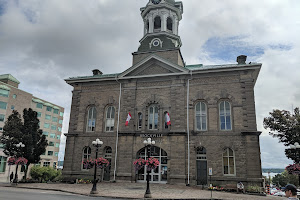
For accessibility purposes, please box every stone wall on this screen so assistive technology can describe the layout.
[63,66,262,186]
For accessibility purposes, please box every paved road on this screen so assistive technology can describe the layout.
[0,187,116,200]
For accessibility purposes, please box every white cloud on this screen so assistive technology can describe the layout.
[1,0,299,168]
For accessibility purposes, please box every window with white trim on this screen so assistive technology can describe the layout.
[195,102,207,131]
[219,101,232,130]
[148,105,158,130]
[82,147,91,170]
[43,161,50,167]
[223,148,235,175]
[87,107,96,132]
[105,106,115,132]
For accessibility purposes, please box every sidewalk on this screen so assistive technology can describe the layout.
[0,182,286,200]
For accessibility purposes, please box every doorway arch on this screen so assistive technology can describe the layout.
[136,146,168,183]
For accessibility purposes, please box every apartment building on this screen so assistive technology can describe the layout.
[0,74,64,182]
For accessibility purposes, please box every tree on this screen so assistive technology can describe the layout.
[264,107,300,186]
[21,108,48,179]
[263,107,300,154]
[0,110,23,157]
[272,170,299,187]
[0,108,48,180]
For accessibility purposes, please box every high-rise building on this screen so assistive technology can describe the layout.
[63,0,262,187]
[0,74,64,182]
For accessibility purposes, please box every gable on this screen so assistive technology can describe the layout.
[119,54,189,78]
[126,60,182,77]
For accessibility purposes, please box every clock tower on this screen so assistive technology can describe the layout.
[132,0,184,66]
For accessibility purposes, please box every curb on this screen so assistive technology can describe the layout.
[0,184,224,200]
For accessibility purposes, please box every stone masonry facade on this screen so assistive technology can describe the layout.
[62,0,262,188]
[63,55,262,186]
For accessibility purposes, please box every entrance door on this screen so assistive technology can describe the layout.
[196,147,207,185]
[103,147,112,181]
[137,146,168,183]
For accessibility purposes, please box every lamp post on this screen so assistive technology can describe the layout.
[90,138,103,194]
[286,142,300,186]
[13,142,25,184]
[143,137,155,198]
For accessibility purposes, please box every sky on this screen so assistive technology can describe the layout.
[0,0,299,168]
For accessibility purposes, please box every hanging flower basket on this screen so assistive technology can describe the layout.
[82,159,95,169]
[8,157,16,165]
[286,163,300,175]
[133,158,146,171]
[15,157,28,165]
[95,157,109,169]
[146,157,159,171]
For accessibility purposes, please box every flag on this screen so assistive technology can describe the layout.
[165,112,171,125]
[125,112,132,126]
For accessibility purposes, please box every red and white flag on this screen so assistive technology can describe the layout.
[125,112,132,126]
[165,112,171,125]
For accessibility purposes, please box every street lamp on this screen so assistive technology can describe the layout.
[13,142,25,184]
[143,137,155,198]
[286,142,300,185]
[90,138,103,194]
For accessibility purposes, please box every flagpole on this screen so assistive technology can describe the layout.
[186,71,192,186]
[114,78,122,181]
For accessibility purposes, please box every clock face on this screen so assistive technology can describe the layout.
[152,0,161,5]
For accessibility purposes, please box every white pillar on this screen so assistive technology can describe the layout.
[174,17,178,35]
[161,12,167,32]
[144,19,147,35]
[149,15,154,33]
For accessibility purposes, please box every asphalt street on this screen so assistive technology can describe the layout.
[0,187,116,200]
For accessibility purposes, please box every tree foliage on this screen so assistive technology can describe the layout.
[0,110,23,157]
[263,107,300,146]
[272,170,299,187]
[0,108,48,179]
[30,166,61,182]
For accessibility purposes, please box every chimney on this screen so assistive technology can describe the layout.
[236,55,247,65]
[92,69,103,76]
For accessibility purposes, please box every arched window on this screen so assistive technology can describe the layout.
[167,17,173,31]
[223,148,235,175]
[148,105,158,130]
[104,147,112,159]
[196,146,207,160]
[105,106,115,132]
[137,146,168,182]
[138,112,143,130]
[82,147,91,170]
[195,102,207,131]
[219,101,231,130]
[86,107,96,132]
[154,16,161,30]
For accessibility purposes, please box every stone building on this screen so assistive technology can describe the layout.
[0,74,64,182]
[63,0,262,187]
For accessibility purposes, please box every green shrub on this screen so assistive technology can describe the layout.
[30,166,61,182]
[246,185,261,193]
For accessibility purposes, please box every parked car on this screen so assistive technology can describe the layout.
[273,190,285,197]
